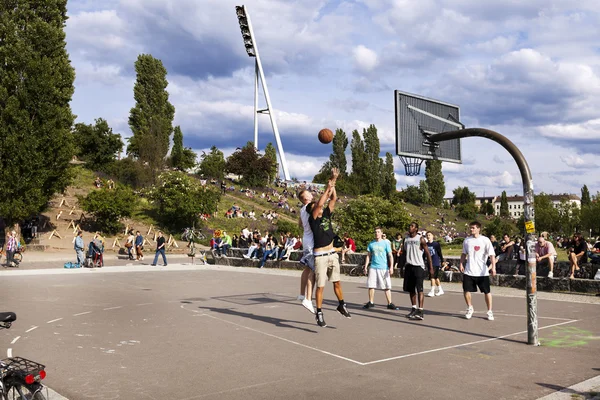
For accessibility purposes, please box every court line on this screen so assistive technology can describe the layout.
[11,336,20,344]
[47,318,63,324]
[202,312,364,365]
[136,303,153,306]
[483,312,572,321]
[25,326,38,333]
[7,348,12,358]
[362,319,578,366]
[103,306,123,311]
[73,311,92,316]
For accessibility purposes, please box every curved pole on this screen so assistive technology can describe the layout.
[430,128,539,346]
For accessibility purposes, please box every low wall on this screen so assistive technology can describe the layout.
[207,248,600,294]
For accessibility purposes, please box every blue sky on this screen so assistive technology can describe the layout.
[65,0,600,197]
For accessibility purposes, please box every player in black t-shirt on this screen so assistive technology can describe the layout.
[307,169,351,327]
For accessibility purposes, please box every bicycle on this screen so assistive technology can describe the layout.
[182,228,205,243]
[348,264,367,277]
[1,312,48,399]
[0,246,24,268]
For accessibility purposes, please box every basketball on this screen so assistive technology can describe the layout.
[318,128,334,144]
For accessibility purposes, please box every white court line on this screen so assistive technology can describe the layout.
[11,336,20,344]
[73,311,92,316]
[362,319,578,366]
[103,306,123,311]
[25,326,38,333]
[202,313,364,365]
[136,303,153,306]
[47,318,63,324]
[7,348,12,358]
[484,312,573,321]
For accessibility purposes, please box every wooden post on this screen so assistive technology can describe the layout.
[69,206,77,215]
[48,230,62,239]
[56,211,63,220]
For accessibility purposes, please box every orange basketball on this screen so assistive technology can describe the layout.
[318,128,334,144]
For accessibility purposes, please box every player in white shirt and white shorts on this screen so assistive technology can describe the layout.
[459,221,497,321]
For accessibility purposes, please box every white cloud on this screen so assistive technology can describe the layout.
[353,45,379,72]
[539,119,600,140]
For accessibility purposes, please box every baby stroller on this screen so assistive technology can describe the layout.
[84,238,104,268]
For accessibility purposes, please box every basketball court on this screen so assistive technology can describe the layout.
[1,265,598,399]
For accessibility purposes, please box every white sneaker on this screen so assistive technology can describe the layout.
[426,288,436,297]
[435,287,444,296]
[548,271,553,278]
[465,307,474,319]
[302,298,316,314]
[242,254,250,259]
[487,310,494,321]
[297,295,305,301]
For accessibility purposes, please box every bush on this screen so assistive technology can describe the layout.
[147,171,221,230]
[103,158,153,188]
[275,219,301,238]
[79,186,136,234]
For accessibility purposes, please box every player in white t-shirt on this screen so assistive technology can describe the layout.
[297,189,316,314]
[459,221,497,321]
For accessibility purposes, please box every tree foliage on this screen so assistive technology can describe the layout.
[73,118,123,171]
[581,185,591,206]
[198,146,226,179]
[331,129,349,176]
[127,54,175,163]
[169,126,196,171]
[349,129,367,193]
[581,192,600,236]
[226,142,275,187]
[0,0,76,226]
[103,158,153,188]
[480,202,495,215]
[363,124,381,195]
[452,186,476,206]
[147,171,221,230]
[533,193,558,233]
[424,160,445,206]
[381,153,396,199]
[500,191,509,218]
[336,196,411,251]
[483,216,517,239]
[399,185,428,206]
[264,142,278,182]
[79,187,136,234]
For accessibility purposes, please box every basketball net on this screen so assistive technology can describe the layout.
[399,156,424,176]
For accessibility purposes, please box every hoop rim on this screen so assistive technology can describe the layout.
[398,156,424,176]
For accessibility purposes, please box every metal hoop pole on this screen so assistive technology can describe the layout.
[429,128,538,345]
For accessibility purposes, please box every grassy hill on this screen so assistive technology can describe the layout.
[56,166,517,253]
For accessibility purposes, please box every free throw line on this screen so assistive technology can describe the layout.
[362,319,578,365]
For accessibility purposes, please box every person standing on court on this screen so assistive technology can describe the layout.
[425,231,445,297]
[403,222,433,321]
[362,227,398,310]
[460,221,496,321]
[151,231,167,266]
[308,174,351,327]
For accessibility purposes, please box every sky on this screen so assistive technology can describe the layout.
[64,0,600,198]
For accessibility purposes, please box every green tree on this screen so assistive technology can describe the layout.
[148,171,221,230]
[581,185,591,206]
[456,203,478,220]
[452,186,476,206]
[581,192,600,235]
[500,191,509,218]
[363,124,381,195]
[556,199,580,234]
[533,193,559,233]
[399,185,428,206]
[381,153,396,199]
[0,0,76,227]
[198,146,226,179]
[264,142,278,182]
[169,126,196,171]
[127,54,175,163]
[331,129,349,176]
[480,202,495,215]
[312,161,333,184]
[424,160,445,206]
[104,158,152,188]
[349,129,367,194]
[73,118,123,171]
[419,180,430,206]
[79,186,136,234]
[336,195,411,251]
[226,142,275,187]
[483,216,517,239]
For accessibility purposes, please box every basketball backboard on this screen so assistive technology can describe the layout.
[394,90,463,164]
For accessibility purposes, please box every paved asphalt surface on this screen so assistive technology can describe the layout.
[0,262,598,400]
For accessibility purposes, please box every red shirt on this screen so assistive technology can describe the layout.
[345,238,356,252]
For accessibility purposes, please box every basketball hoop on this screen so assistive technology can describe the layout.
[399,156,424,176]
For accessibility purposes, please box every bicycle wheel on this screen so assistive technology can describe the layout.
[8,383,46,400]
[13,253,23,263]
[348,267,358,277]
